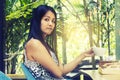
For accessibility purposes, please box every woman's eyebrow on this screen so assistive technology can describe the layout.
[44,16,55,19]
[44,16,50,18]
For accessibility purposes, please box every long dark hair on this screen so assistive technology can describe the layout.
[26,5,58,60]
[27,5,57,42]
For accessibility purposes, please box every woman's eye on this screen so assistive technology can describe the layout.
[45,18,49,21]
[52,20,55,23]
[44,18,55,23]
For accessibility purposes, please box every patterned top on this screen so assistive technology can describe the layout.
[24,50,65,80]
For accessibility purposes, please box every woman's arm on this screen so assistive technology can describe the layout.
[59,49,94,74]
[26,38,94,78]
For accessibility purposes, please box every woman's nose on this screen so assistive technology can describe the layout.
[49,21,53,25]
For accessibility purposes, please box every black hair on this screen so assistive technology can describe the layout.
[27,5,57,42]
[26,5,59,61]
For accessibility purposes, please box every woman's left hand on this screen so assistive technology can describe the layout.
[82,48,95,57]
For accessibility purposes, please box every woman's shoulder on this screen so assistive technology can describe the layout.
[26,38,42,48]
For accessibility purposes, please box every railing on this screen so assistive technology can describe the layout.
[7,74,26,80]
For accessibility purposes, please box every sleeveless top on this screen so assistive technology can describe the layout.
[24,49,65,80]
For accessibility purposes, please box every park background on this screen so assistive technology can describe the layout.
[0,0,120,75]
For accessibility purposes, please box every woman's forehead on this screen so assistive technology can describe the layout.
[43,11,55,19]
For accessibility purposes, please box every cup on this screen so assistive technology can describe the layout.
[93,47,106,56]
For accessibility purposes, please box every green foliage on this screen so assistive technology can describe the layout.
[115,0,120,60]
[5,0,115,74]
[6,1,44,21]
[5,0,45,74]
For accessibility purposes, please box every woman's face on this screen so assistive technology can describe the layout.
[41,11,56,37]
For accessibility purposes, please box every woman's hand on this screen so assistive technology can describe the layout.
[82,48,95,58]
[61,48,95,74]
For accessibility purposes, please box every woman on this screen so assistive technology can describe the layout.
[24,5,94,80]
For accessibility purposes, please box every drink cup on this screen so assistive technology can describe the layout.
[93,47,106,56]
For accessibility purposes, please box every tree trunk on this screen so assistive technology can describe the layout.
[83,0,98,69]
[57,0,67,64]
[0,0,6,72]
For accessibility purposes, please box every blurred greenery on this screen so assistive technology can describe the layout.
[115,0,120,60]
[4,0,116,74]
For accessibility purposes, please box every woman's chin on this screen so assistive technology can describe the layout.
[46,33,52,36]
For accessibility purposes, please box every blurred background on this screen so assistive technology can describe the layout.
[1,0,119,75]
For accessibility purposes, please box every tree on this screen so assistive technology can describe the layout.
[0,0,6,72]
[57,0,67,64]
[5,0,45,74]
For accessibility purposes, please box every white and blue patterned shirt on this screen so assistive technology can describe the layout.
[24,50,65,80]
